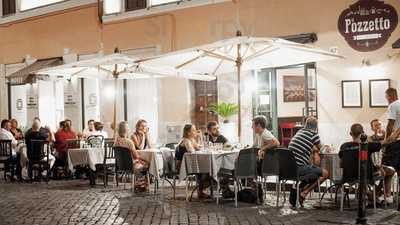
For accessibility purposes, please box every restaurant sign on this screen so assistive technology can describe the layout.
[338,0,398,52]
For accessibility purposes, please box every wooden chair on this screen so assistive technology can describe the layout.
[0,140,13,180]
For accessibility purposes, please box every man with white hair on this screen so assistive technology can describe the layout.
[288,116,329,207]
[25,118,55,180]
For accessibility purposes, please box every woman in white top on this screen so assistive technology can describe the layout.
[131,119,151,150]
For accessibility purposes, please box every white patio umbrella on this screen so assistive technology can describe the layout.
[34,50,216,135]
[137,32,344,140]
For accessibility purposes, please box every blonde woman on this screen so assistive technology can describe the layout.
[131,119,151,150]
[114,121,149,191]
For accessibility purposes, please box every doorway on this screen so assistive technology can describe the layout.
[252,63,317,144]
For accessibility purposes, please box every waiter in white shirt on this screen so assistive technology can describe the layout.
[385,88,400,137]
[382,88,400,204]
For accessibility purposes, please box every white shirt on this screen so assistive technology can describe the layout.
[83,129,98,138]
[388,100,400,130]
[254,129,276,148]
[0,128,18,154]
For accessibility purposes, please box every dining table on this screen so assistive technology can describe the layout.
[137,148,175,179]
[178,149,240,182]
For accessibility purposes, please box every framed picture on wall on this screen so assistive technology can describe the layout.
[283,76,315,102]
[342,80,362,108]
[369,79,390,108]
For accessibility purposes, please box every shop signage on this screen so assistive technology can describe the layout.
[338,0,398,52]
[88,93,97,107]
[26,94,38,109]
[64,86,78,108]
[16,99,23,111]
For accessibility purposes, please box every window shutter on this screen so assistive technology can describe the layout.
[2,0,16,16]
[125,0,146,11]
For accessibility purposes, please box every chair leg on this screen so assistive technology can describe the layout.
[147,174,151,194]
[116,172,119,187]
[373,185,376,212]
[318,179,321,207]
[383,179,387,209]
[340,185,344,212]
[276,178,280,208]
[296,182,300,210]
[131,174,134,192]
[282,181,286,204]
[173,176,176,200]
[185,178,190,202]
[104,166,107,188]
[234,179,238,208]
[216,178,220,205]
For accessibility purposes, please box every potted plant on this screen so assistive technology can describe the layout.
[208,102,239,142]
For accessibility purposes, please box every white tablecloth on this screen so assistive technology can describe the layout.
[137,148,174,179]
[68,148,104,172]
[179,150,240,181]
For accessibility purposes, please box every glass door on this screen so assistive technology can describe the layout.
[304,63,318,118]
[252,69,278,136]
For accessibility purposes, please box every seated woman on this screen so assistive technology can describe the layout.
[175,124,210,199]
[131,119,151,150]
[54,119,77,163]
[114,121,149,191]
[10,119,24,141]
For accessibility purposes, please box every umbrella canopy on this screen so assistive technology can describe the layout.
[35,53,216,81]
[34,52,216,136]
[137,33,344,140]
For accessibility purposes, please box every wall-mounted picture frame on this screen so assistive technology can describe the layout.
[369,79,390,108]
[283,76,315,102]
[342,80,362,108]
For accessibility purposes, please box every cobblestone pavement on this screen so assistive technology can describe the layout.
[0,180,399,225]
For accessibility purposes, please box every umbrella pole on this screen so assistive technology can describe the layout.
[236,43,242,143]
[113,77,117,137]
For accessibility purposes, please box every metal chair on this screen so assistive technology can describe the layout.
[103,139,115,187]
[338,149,384,212]
[234,148,259,208]
[261,148,281,207]
[160,148,178,199]
[0,140,13,180]
[165,143,178,150]
[114,147,150,192]
[28,140,51,183]
[183,152,213,202]
[87,135,105,148]
[276,148,308,209]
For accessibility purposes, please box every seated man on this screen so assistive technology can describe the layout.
[0,119,19,180]
[25,119,56,179]
[288,116,328,207]
[206,121,232,197]
[206,121,228,145]
[339,123,386,205]
[252,115,279,157]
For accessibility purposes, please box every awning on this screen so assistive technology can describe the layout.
[7,57,63,85]
[393,39,400,49]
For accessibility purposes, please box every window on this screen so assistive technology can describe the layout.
[125,0,146,12]
[2,0,16,16]
[20,0,65,11]
[150,0,178,6]
[104,0,122,14]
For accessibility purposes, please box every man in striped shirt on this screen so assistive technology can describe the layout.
[288,117,328,207]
